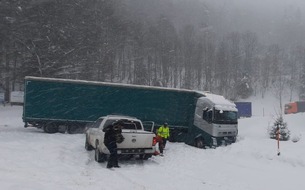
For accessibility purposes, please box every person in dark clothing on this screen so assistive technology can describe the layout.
[103,124,123,168]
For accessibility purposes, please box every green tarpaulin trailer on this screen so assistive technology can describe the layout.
[23,76,238,147]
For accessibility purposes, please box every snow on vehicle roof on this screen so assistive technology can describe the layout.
[25,76,195,93]
[104,115,140,121]
[197,91,237,111]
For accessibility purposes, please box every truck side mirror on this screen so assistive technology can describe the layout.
[202,110,207,120]
[207,110,212,123]
[202,109,212,123]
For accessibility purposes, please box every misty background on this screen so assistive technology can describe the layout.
[1,0,305,103]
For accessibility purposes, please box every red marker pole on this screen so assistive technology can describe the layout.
[276,126,280,156]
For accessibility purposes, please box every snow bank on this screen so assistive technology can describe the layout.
[0,94,305,190]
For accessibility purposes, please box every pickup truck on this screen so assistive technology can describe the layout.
[85,115,157,162]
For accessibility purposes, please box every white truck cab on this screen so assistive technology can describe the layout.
[193,93,238,147]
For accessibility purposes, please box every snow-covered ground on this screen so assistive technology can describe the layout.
[1,94,305,190]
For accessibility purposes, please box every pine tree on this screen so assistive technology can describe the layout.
[268,116,290,141]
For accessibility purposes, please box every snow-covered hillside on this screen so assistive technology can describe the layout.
[0,95,305,190]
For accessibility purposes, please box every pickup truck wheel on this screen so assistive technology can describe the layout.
[95,144,106,163]
[140,154,152,160]
[95,148,102,162]
[85,136,93,151]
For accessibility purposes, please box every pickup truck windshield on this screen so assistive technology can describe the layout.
[214,110,238,124]
[104,119,142,130]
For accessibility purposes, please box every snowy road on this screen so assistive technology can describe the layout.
[1,105,305,190]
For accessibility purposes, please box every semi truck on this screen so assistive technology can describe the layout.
[23,76,238,148]
[284,101,305,114]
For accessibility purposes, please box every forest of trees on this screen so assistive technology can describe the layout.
[1,0,305,102]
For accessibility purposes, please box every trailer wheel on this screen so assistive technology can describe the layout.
[43,123,58,134]
[85,136,93,151]
[195,138,206,149]
[57,124,67,133]
[67,123,85,134]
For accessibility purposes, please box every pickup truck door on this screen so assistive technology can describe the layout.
[142,121,155,132]
[94,121,106,147]
[88,118,104,146]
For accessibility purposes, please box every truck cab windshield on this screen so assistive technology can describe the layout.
[214,110,237,124]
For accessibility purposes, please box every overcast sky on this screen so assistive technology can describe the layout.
[201,0,305,46]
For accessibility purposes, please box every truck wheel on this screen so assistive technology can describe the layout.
[95,143,106,163]
[67,125,78,134]
[67,124,85,134]
[195,138,205,149]
[85,136,93,151]
[43,123,58,133]
[58,125,67,133]
[139,154,152,160]
[95,147,102,162]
